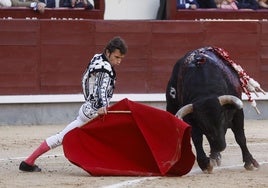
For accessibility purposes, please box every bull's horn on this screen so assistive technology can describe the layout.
[175,104,193,119]
[218,95,243,109]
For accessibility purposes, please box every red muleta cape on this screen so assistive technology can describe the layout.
[63,98,195,176]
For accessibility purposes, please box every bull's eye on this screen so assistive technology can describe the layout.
[170,87,176,99]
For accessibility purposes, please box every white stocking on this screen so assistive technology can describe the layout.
[46,105,94,149]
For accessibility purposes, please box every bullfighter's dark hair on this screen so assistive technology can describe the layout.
[104,36,128,55]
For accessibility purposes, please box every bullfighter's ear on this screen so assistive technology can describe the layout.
[104,49,110,57]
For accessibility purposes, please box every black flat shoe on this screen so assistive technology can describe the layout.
[19,161,41,172]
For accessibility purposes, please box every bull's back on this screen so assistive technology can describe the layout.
[182,53,241,103]
[166,48,242,113]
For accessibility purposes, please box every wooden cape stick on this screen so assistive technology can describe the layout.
[107,111,131,114]
[89,111,131,122]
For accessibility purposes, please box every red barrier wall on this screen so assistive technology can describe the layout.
[0,19,267,95]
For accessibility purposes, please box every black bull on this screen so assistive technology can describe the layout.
[166,46,260,173]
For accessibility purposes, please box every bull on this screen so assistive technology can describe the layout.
[166,46,262,173]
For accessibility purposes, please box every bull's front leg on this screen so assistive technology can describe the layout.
[191,127,211,173]
[232,110,260,170]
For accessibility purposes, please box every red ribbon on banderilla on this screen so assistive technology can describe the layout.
[213,47,266,114]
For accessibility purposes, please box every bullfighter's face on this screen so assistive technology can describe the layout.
[106,49,125,67]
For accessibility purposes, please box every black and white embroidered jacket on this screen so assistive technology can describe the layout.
[82,53,116,110]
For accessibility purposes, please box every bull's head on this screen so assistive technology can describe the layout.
[176,95,243,153]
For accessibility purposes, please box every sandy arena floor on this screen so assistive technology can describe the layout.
[0,120,267,188]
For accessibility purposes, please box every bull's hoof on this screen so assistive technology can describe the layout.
[210,153,222,167]
[207,162,214,174]
[244,163,254,170]
[216,157,221,166]
[201,161,214,174]
[210,157,221,167]
[210,159,217,166]
[202,167,214,174]
[244,159,260,170]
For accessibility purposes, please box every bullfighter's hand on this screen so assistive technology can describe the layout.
[97,107,107,115]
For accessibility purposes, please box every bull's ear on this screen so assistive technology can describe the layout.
[218,95,243,109]
[175,104,193,119]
